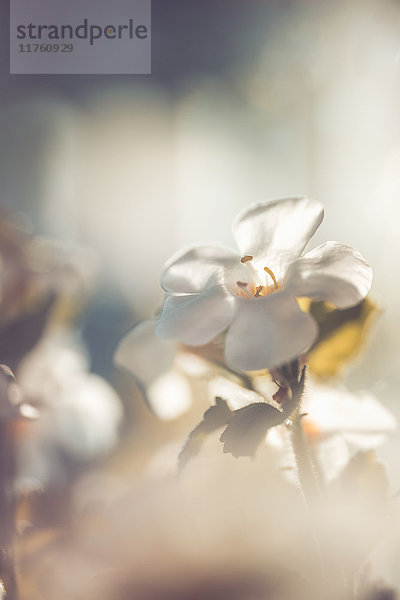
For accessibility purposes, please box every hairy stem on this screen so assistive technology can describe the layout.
[281,364,321,501]
[285,366,329,585]
[291,413,321,503]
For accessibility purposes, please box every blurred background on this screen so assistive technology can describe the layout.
[1,0,400,394]
[1,1,400,597]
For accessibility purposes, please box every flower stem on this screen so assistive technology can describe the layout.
[284,366,329,585]
[290,412,321,503]
[281,364,321,502]
[289,368,353,597]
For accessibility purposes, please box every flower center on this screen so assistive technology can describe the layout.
[236,256,280,298]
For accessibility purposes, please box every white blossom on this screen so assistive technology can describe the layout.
[156,197,372,371]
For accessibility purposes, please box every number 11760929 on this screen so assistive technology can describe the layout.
[18,43,74,52]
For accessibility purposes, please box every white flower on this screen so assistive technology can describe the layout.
[17,332,123,486]
[0,364,37,421]
[209,375,396,480]
[156,197,372,371]
[115,319,210,420]
[267,381,396,482]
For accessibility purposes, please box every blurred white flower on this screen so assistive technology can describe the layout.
[208,375,273,411]
[267,381,396,482]
[0,364,37,421]
[16,332,122,486]
[115,319,209,420]
[156,197,372,371]
[206,374,396,480]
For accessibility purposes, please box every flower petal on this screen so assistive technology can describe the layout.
[147,370,192,421]
[303,382,396,438]
[52,373,122,459]
[225,292,318,371]
[114,320,193,420]
[156,284,237,346]
[285,242,373,308]
[161,244,247,293]
[232,197,324,278]
[208,376,265,410]
[114,319,176,386]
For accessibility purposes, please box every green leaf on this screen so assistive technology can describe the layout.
[179,397,232,469]
[220,403,285,458]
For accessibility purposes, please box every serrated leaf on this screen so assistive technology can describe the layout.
[179,397,233,469]
[220,403,285,458]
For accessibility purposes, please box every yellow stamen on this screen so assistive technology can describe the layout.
[241,255,253,263]
[264,266,279,290]
[254,285,263,297]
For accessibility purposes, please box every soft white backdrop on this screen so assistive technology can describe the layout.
[0,0,399,399]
